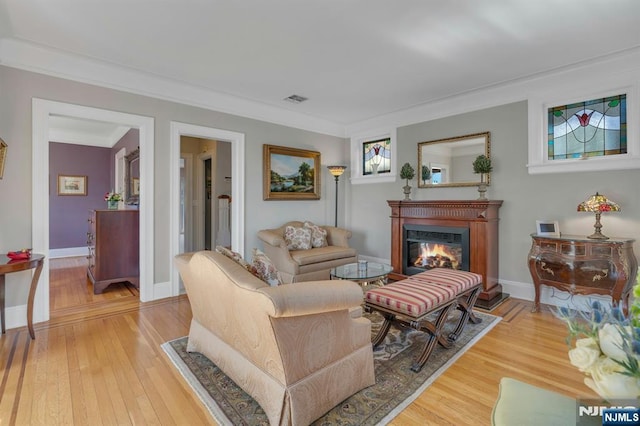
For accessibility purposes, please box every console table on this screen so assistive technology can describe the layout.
[528,234,637,312]
[0,254,45,339]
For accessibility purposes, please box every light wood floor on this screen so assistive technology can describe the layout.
[0,257,596,425]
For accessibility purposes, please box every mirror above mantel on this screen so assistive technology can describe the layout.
[417,131,490,188]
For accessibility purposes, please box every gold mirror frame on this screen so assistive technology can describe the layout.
[125,148,140,204]
[417,131,490,188]
[0,138,6,179]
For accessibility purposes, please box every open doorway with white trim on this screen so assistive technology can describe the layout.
[169,122,244,296]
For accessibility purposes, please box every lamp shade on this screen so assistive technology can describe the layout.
[327,165,347,177]
[577,192,620,240]
[577,192,620,213]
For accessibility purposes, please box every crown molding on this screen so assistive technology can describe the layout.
[0,38,346,138]
[3,38,639,140]
[345,46,640,137]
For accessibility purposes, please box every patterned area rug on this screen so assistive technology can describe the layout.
[162,310,500,425]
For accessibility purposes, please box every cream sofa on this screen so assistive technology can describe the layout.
[174,250,375,426]
[257,221,357,283]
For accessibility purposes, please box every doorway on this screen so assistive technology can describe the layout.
[169,122,245,296]
[32,99,155,326]
[204,157,212,250]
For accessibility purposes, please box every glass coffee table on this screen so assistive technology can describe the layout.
[330,261,394,289]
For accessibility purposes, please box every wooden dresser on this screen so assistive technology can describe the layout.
[87,209,140,294]
[528,233,638,312]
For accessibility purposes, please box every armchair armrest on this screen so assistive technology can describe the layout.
[260,280,363,318]
[325,226,352,247]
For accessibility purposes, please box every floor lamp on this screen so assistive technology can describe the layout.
[327,166,347,227]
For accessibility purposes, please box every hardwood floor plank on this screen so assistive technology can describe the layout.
[0,257,603,425]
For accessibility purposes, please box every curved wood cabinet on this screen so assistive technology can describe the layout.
[87,209,139,294]
[528,234,637,312]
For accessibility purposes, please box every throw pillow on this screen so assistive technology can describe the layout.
[252,248,282,286]
[304,221,328,248]
[215,245,258,275]
[284,225,312,250]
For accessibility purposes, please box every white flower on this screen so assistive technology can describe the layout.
[599,323,630,363]
[584,356,640,399]
[569,337,601,372]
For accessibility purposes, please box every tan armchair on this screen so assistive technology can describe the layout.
[174,251,375,426]
[257,220,357,283]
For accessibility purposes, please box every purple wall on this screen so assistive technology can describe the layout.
[49,142,111,249]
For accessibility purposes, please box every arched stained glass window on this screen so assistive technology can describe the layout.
[363,138,391,175]
[548,94,626,160]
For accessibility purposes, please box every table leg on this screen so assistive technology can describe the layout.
[0,275,5,334]
[26,261,44,339]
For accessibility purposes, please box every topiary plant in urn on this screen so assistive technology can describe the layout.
[472,155,492,200]
[400,162,416,200]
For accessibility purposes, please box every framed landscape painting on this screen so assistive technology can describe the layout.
[57,174,87,196]
[263,144,320,200]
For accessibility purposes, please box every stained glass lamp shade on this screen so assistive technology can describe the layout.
[577,192,620,240]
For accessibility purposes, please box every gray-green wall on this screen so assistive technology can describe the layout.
[0,65,347,308]
[346,101,640,294]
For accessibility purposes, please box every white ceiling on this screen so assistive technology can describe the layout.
[49,115,130,147]
[1,0,639,132]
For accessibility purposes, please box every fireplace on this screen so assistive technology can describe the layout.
[388,199,506,310]
[403,224,469,276]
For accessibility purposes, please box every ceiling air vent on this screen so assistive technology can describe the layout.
[283,94,308,104]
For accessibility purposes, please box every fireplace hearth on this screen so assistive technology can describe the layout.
[403,224,469,276]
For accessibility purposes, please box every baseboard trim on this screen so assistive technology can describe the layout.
[3,304,28,331]
[499,279,610,309]
[49,246,89,258]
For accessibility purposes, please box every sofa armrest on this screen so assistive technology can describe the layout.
[260,280,363,318]
[325,226,352,247]
[257,229,299,276]
[257,229,286,248]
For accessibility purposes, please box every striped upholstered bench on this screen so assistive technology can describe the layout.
[364,269,483,372]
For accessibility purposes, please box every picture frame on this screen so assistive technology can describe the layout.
[263,144,320,200]
[0,138,6,179]
[57,174,87,196]
[536,220,560,237]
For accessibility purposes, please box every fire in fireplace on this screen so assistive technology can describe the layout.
[402,224,470,276]
[413,242,461,269]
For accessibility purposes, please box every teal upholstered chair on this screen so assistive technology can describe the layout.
[491,377,600,426]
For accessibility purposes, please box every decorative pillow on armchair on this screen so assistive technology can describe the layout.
[304,221,328,248]
[252,248,282,286]
[215,246,258,276]
[284,225,312,250]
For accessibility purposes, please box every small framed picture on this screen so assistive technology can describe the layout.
[57,174,87,196]
[536,220,560,237]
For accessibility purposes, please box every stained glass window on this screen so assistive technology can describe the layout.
[363,138,391,175]
[548,94,626,160]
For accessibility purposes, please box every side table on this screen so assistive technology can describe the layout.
[527,234,637,313]
[0,254,45,339]
[330,262,394,289]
